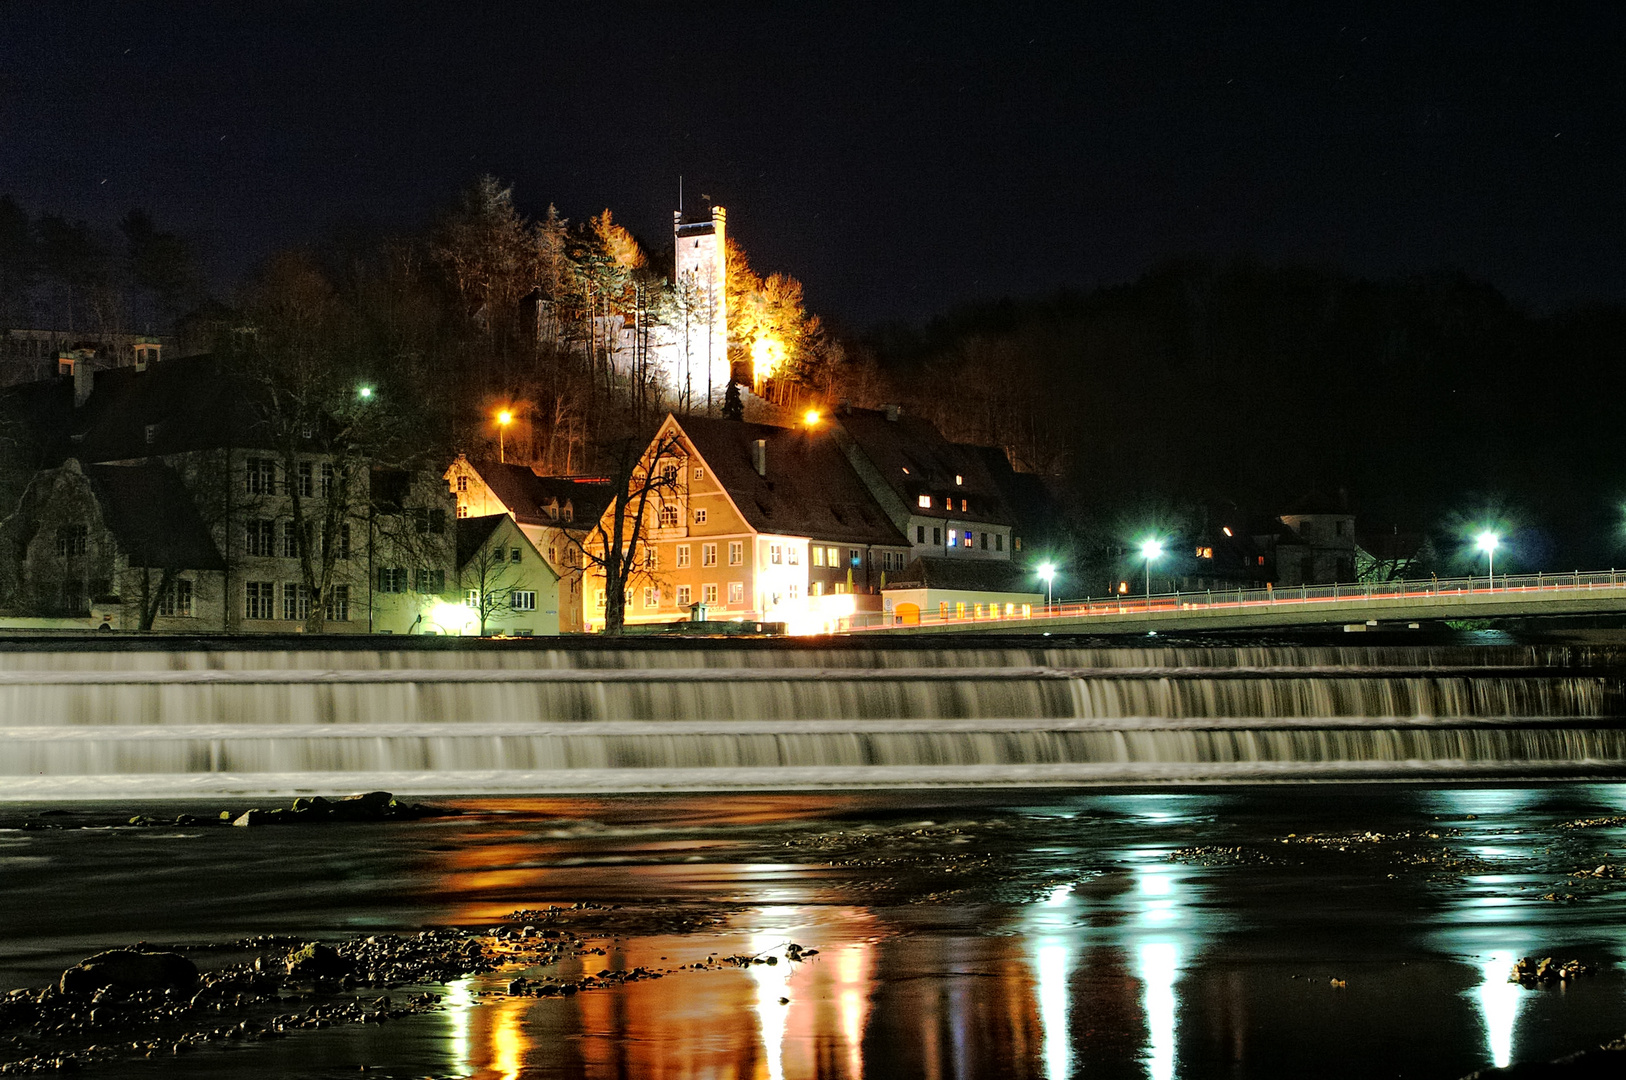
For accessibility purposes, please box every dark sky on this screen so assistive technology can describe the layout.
[4,2,1622,326]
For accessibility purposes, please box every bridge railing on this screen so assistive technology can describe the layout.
[838,569,1626,632]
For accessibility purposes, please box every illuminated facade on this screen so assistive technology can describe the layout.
[583,413,912,634]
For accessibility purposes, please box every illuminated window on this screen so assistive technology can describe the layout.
[771,544,782,565]
[1222,526,1233,537]
[917,494,932,508]
[660,504,679,528]
[788,546,800,566]
[456,476,467,492]
[1196,546,1213,559]
[849,549,861,567]
[948,529,958,548]
[811,581,823,597]
[662,464,679,484]
[955,474,963,485]
[511,591,536,611]
[813,547,825,567]
[728,581,744,604]
[1257,555,1266,566]
[961,498,968,512]
[643,586,656,608]
[827,546,838,565]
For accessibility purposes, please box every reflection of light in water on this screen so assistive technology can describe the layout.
[1138,942,1180,1080]
[1476,951,1523,1069]
[1043,883,1074,906]
[837,944,870,1080]
[1036,939,1071,1080]
[444,977,473,1074]
[749,930,796,1080]
[1138,865,1180,926]
[490,996,529,1080]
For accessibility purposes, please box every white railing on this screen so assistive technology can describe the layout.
[839,569,1626,632]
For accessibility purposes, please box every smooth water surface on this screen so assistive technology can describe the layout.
[5,786,1626,1078]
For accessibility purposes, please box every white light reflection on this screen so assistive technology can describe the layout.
[1137,942,1180,1080]
[749,930,796,1080]
[1476,951,1523,1069]
[1036,940,1071,1080]
[443,977,473,1073]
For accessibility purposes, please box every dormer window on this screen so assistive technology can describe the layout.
[917,494,932,508]
[955,474,963,485]
[144,424,158,445]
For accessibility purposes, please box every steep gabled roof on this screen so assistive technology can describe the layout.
[831,407,1015,526]
[455,514,509,568]
[885,556,1042,593]
[674,415,910,547]
[69,354,274,461]
[82,462,225,571]
[465,460,615,527]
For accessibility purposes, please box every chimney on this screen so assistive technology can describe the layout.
[885,404,901,422]
[751,438,767,477]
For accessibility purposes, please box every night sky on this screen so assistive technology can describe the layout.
[4,2,1622,326]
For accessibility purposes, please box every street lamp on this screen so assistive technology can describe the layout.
[1140,539,1163,603]
[803,408,821,426]
[496,409,513,464]
[1038,563,1055,609]
[356,385,374,401]
[1476,531,1500,590]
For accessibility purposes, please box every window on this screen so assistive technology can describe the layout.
[787,546,799,566]
[694,467,705,481]
[456,475,468,493]
[728,541,743,565]
[412,508,446,536]
[283,583,312,622]
[320,463,334,498]
[465,589,480,607]
[55,524,88,557]
[660,504,680,528]
[917,494,932,508]
[955,474,963,486]
[1196,546,1213,559]
[812,547,825,567]
[948,529,958,548]
[595,590,606,609]
[811,581,823,597]
[246,520,275,557]
[676,585,692,607]
[676,544,691,568]
[1015,537,1023,552]
[662,464,680,484]
[702,543,717,567]
[337,523,351,560]
[325,584,350,622]
[377,567,407,593]
[995,534,1003,552]
[157,579,193,618]
[702,583,718,604]
[770,544,782,565]
[492,548,505,563]
[511,590,537,611]
[644,547,658,569]
[456,504,468,518]
[694,508,707,524]
[961,499,968,512]
[981,532,989,551]
[849,549,861,567]
[548,502,559,521]
[933,528,942,546]
[643,586,656,608]
[826,546,838,566]
[297,462,313,497]
[144,423,159,445]
[787,582,800,600]
[728,581,744,605]
[245,457,275,494]
[245,581,274,620]
[916,525,925,543]
[510,547,521,562]
[414,568,445,593]
[282,521,300,559]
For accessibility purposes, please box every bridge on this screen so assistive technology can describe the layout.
[840,570,1626,635]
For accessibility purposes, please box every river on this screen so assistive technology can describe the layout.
[5,784,1626,1079]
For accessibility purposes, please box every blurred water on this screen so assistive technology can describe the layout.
[5,786,1626,1078]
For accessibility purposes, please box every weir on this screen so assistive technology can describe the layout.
[1,638,1623,799]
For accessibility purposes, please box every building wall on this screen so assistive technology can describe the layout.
[371,470,459,634]
[883,587,1045,625]
[451,516,560,636]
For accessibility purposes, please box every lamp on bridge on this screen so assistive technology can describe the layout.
[1140,539,1164,602]
[1038,563,1055,610]
[1476,532,1500,590]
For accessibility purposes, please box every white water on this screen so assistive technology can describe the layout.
[0,641,1621,797]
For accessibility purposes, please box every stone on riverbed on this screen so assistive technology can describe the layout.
[58,950,198,997]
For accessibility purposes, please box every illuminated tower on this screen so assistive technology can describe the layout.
[673,206,728,414]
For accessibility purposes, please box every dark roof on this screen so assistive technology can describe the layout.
[885,556,1042,593]
[69,354,272,461]
[832,407,1015,525]
[962,444,1066,541]
[455,514,508,568]
[1280,491,1352,516]
[82,462,225,571]
[467,461,614,527]
[675,415,910,547]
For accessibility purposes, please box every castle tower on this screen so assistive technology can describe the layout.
[673,206,728,414]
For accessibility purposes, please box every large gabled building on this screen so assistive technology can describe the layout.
[583,413,913,634]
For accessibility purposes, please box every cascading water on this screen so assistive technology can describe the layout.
[0,638,1622,797]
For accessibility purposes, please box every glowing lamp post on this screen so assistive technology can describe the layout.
[1038,563,1055,610]
[1476,532,1500,590]
[496,410,513,464]
[803,408,821,427]
[356,385,374,401]
[1140,539,1163,604]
